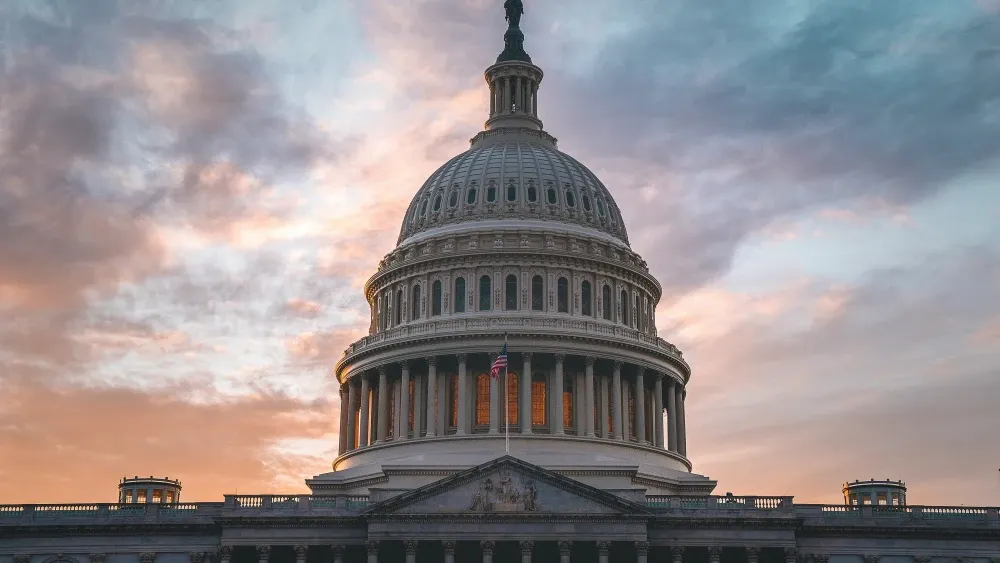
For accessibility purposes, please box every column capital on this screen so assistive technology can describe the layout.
[457,353,468,362]
[403,541,418,555]
[652,371,664,381]
[255,547,270,559]
[365,541,379,556]
[378,365,388,376]
[443,541,458,555]
[558,541,573,555]
[585,355,596,367]
[596,542,611,556]
[331,546,346,557]
[913,558,930,563]
[813,555,830,563]
[613,360,623,370]
[863,556,879,563]
[398,360,409,370]
[784,548,800,563]
[13,556,30,563]
[479,541,494,555]
[745,547,761,563]
[669,546,685,561]
[554,353,565,362]
[635,542,649,557]
[523,351,533,361]
[90,555,107,563]
[426,356,438,366]
[140,554,157,563]
[293,546,308,559]
[636,367,646,377]
[708,547,723,559]
[218,546,234,559]
[188,554,204,563]
[519,540,535,555]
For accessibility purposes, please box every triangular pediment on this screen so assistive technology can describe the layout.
[363,455,651,516]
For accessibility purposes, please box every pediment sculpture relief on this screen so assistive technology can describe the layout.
[469,470,539,513]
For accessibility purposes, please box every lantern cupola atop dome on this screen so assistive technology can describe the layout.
[483,0,545,133]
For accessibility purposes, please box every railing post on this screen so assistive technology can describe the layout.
[23,504,35,517]
[261,495,273,509]
[911,506,923,520]
[299,496,310,510]
[224,495,236,509]
[336,495,346,509]
[145,503,159,521]
[98,504,110,516]
[861,505,873,518]
[985,507,998,522]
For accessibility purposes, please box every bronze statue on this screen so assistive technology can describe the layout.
[505,0,524,29]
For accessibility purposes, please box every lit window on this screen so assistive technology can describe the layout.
[531,376,547,427]
[137,489,147,503]
[505,372,519,427]
[563,376,574,430]
[476,374,491,426]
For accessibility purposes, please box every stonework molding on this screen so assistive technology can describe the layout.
[635,542,650,556]
[403,541,418,555]
[519,540,535,555]
[558,541,573,555]
[585,355,596,367]
[293,546,308,559]
[426,356,438,366]
[479,541,494,556]
[365,541,379,556]
[140,554,157,563]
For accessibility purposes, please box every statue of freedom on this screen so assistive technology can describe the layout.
[505,0,524,29]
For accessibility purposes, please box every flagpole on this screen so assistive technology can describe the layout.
[504,332,510,456]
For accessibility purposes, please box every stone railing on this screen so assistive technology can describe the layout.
[794,504,1000,524]
[646,496,794,512]
[0,502,224,524]
[341,314,685,365]
[222,495,370,511]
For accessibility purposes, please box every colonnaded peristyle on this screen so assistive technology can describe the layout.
[2,5,998,563]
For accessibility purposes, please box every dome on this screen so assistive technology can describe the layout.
[397,134,631,247]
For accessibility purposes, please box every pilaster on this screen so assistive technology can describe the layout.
[612,361,623,439]
[457,353,469,434]
[585,356,596,436]
[521,352,533,434]
[426,357,438,436]
[553,353,565,434]
[400,361,411,440]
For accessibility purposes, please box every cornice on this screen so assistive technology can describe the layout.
[797,523,1000,541]
[0,522,219,538]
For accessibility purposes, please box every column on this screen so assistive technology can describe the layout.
[444,541,456,563]
[426,357,438,436]
[552,354,565,434]
[558,541,572,563]
[359,376,371,447]
[347,382,359,450]
[376,366,389,442]
[338,387,347,455]
[489,81,496,115]
[678,387,687,456]
[480,541,494,563]
[708,547,722,563]
[670,546,684,563]
[585,357,596,437]
[521,352,533,434]
[489,354,500,434]
[611,361,623,439]
[636,542,649,563]
[400,362,411,440]
[457,354,469,435]
[519,540,534,563]
[653,373,664,447]
[366,541,379,563]
[256,546,270,563]
[404,541,417,563]
[219,546,233,563]
[332,546,345,563]
[413,371,424,437]
[597,542,610,563]
[666,379,677,452]
[635,368,646,444]
[515,76,522,111]
[746,547,760,563]
[599,373,610,438]
[395,375,404,439]
[293,546,307,563]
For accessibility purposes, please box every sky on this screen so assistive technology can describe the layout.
[1,0,998,505]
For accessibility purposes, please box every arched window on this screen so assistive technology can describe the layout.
[557,277,569,313]
[505,372,519,427]
[395,289,403,324]
[634,295,642,331]
[602,284,612,320]
[476,373,491,426]
[531,374,547,427]
[432,280,442,316]
[412,284,422,320]
[531,275,543,311]
[596,199,606,217]
[479,275,492,311]
[507,184,517,201]
[527,185,538,202]
[621,289,629,326]
[448,191,458,207]
[565,190,576,208]
[487,185,497,202]
[433,195,442,211]
[454,277,466,313]
[582,195,592,211]
[420,199,428,215]
[505,274,518,310]
[546,187,557,204]
[467,188,477,205]
[581,281,592,316]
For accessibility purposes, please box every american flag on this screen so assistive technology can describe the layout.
[490,342,508,379]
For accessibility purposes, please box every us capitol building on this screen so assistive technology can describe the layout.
[2,6,998,563]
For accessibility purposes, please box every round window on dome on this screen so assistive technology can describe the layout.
[467,188,477,205]
[528,186,537,203]
[582,195,592,212]
[546,188,557,205]
[507,184,517,202]
[433,195,442,212]
[565,190,576,208]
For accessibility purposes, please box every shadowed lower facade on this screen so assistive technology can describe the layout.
[2,6,999,563]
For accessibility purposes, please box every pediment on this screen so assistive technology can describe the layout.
[364,455,650,517]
